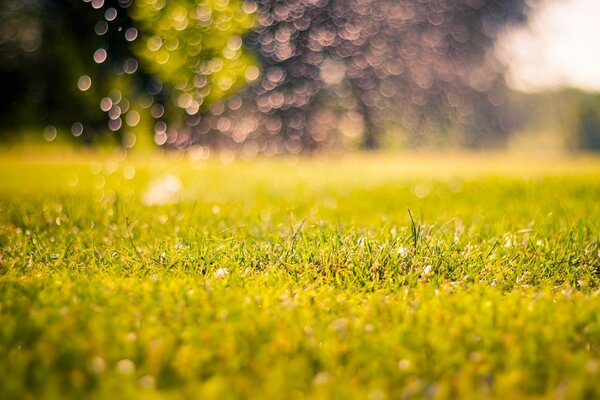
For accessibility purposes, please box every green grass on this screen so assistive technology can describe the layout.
[1,150,599,399]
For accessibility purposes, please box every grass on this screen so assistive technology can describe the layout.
[0,150,599,399]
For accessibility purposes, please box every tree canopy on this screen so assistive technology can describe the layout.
[0,0,545,150]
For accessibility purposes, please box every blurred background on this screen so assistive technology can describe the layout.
[1,0,598,154]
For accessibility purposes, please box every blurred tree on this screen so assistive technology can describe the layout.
[1,0,571,153]
[556,90,600,150]
[129,0,259,146]
[0,0,155,145]
[228,0,536,150]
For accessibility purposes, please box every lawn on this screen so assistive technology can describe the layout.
[1,150,599,399]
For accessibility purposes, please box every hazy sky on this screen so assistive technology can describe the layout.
[498,0,600,92]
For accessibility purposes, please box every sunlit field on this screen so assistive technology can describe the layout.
[1,150,599,399]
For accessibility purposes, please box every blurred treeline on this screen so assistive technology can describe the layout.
[1,0,598,152]
[511,90,600,151]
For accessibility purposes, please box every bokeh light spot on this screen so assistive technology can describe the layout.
[43,126,57,142]
[95,21,109,35]
[78,75,92,91]
[125,27,138,41]
[71,122,84,137]
[94,48,107,63]
[245,66,260,81]
[122,132,137,148]
[105,8,118,21]
[91,0,105,10]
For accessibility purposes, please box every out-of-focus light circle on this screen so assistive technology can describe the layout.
[71,122,84,137]
[177,93,193,108]
[78,75,92,91]
[227,36,242,51]
[95,21,108,35]
[242,0,258,14]
[154,132,167,146]
[138,94,153,108]
[109,90,122,104]
[151,104,165,118]
[43,126,57,142]
[91,0,104,9]
[120,99,130,113]
[108,118,122,131]
[245,66,260,81]
[100,97,113,112]
[108,105,122,120]
[105,8,117,21]
[123,166,136,180]
[156,51,170,64]
[217,77,233,90]
[125,28,138,42]
[147,36,163,51]
[94,48,107,63]
[123,58,138,74]
[125,111,141,127]
[154,121,167,134]
[122,132,136,148]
